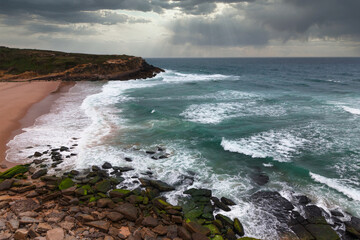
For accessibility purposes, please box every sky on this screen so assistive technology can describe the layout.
[0,0,360,57]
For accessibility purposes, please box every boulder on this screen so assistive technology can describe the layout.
[233,218,244,236]
[178,226,192,240]
[119,226,131,239]
[184,188,212,197]
[295,195,311,205]
[192,233,210,240]
[0,179,14,191]
[250,191,294,224]
[220,197,236,206]
[97,198,113,208]
[109,189,132,198]
[185,222,210,236]
[142,216,159,227]
[102,162,112,169]
[345,216,360,238]
[148,179,175,192]
[95,180,112,193]
[46,228,65,240]
[114,203,138,221]
[290,224,315,240]
[107,212,124,222]
[153,225,168,236]
[31,169,48,179]
[58,178,74,190]
[211,197,231,212]
[305,224,340,240]
[215,214,233,229]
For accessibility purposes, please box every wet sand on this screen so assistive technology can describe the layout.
[0,81,74,170]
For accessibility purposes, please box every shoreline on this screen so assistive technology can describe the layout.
[0,81,75,170]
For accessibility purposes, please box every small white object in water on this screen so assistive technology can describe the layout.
[263,163,273,167]
[151,109,156,114]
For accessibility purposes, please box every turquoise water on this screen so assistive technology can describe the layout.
[7,58,360,239]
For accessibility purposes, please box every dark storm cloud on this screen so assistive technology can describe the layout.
[1,0,360,47]
[246,0,360,40]
[171,15,269,46]
[169,0,360,47]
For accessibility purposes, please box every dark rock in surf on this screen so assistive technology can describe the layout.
[251,172,269,186]
[102,162,112,169]
[295,195,311,205]
[221,197,236,206]
[250,191,294,224]
[345,216,360,238]
[211,197,231,212]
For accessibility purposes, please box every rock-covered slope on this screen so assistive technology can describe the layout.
[0,46,163,81]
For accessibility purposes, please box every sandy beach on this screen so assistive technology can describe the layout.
[0,81,63,169]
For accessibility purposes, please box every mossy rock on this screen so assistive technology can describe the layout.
[109,189,132,198]
[234,218,245,236]
[75,187,87,196]
[58,178,75,190]
[94,180,112,193]
[216,214,234,229]
[211,235,224,240]
[205,224,220,235]
[89,176,101,185]
[153,198,171,210]
[97,192,108,198]
[0,165,29,179]
[185,208,203,221]
[89,196,101,203]
[143,196,149,205]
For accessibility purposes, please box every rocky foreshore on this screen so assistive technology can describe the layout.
[0,145,359,240]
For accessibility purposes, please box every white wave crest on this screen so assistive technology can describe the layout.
[162,70,237,83]
[310,172,360,201]
[342,106,360,115]
[221,130,308,162]
[180,102,286,124]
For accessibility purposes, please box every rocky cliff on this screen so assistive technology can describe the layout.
[0,47,164,81]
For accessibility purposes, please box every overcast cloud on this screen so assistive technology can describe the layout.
[0,0,359,56]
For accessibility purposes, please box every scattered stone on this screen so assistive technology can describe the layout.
[46,228,65,240]
[142,216,159,227]
[6,219,19,232]
[20,216,41,224]
[14,229,28,240]
[85,221,110,232]
[119,226,131,239]
[10,199,40,215]
[114,203,138,221]
[107,212,124,222]
[37,223,53,233]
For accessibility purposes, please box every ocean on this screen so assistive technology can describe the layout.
[6,58,360,239]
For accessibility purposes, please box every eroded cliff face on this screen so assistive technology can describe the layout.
[0,47,164,81]
[29,58,163,81]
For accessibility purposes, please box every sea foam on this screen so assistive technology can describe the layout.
[310,172,360,201]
